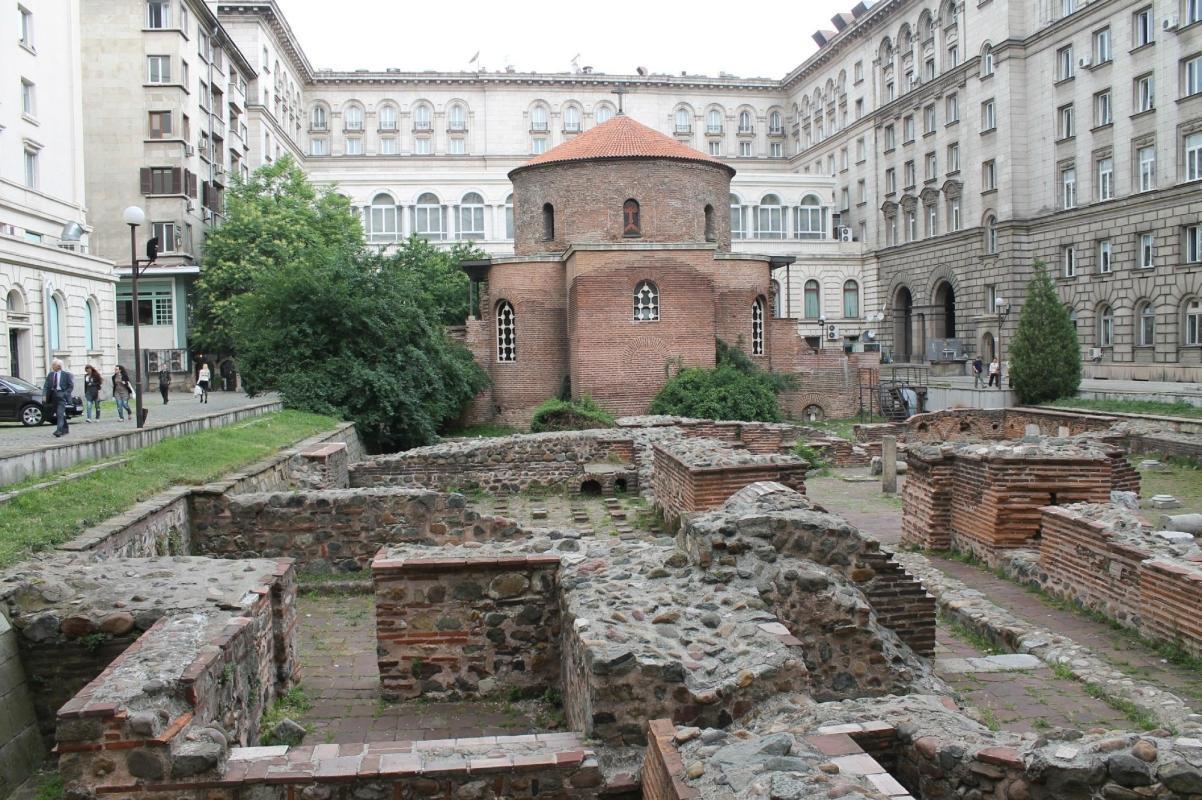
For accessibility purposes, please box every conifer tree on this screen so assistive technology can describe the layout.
[1009,263,1081,404]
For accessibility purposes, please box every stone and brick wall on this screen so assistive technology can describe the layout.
[373,550,561,700]
[641,720,699,800]
[651,438,807,526]
[350,431,638,495]
[0,614,43,800]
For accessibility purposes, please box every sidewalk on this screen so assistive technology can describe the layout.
[0,391,281,485]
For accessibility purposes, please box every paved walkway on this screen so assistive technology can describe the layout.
[806,470,904,545]
[0,390,278,457]
[929,374,1202,402]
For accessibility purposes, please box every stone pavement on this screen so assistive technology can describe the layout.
[806,470,905,545]
[293,592,561,745]
[929,375,1202,405]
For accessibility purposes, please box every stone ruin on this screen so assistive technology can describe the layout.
[2,410,1202,800]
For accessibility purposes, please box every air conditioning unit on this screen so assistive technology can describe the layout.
[826,324,840,341]
[1089,347,1103,361]
[186,200,195,212]
[185,144,195,156]
[1077,56,1092,69]
[202,208,213,222]
[838,226,853,242]
[1163,16,1178,30]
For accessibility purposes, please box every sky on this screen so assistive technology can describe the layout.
[275,0,856,80]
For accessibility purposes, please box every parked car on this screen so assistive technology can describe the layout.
[0,376,83,426]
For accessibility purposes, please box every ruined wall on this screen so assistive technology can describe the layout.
[641,720,700,800]
[350,431,639,494]
[57,490,192,560]
[0,614,43,800]
[190,488,525,573]
[373,553,561,700]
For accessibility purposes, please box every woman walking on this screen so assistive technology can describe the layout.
[83,365,102,422]
[197,361,211,404]
[112,365,133,422]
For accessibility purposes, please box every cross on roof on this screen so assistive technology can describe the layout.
[611,85,627,115]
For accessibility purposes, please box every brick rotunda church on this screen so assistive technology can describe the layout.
[460,114,845,427]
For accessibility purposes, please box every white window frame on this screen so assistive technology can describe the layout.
[1061,166,1077,208]
[982,99,996,131]
[1058,104,1075,139]
[1186,131,1202,181]
[1186,55,1202,97]
[367,195,399,244]
[1138,144,1156,191]
[1094,27,1112,63]
[1185,224,1202,264]
[1139,232,1155,267]
[1098,239,1112,273]
[1063,245,1077,277]
[496,301,516,362]
[634,281,660,322]
[1098,306,1114,346]
[752,298,765,356]
[458,193,485,240]
[757,196,784,239]
[1134,6,1154,47]
[414,194,444,240]
[1138,302,1155,346]
[1186,299,1202,345]
[22,147,37,189]
[344,137,362,156]
[1097,157,1114,200]
[19,5,33,48]
[1057,46,1075,81]
[1136,74,1155,112]
[146,0,171,29]
[414,137,432,155]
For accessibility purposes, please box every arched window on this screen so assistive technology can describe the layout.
[84,298,98,351]
[796,194,825,239]
[771,279,782,317]
[843,280,860,318]
[752,297,765,355]
[704,204,716,242]
[563,105,581,132]
[7,289,25,314]
[368,193,398,243]
[595,104,614,124]
[459,192,485,240]
[542,203,555,241]
[448,103,467,131]
[1138,301,1156,346]
[1098,304,1114,346]
[622,199,641,237]
[1186,299,1202,345]
[769,109,783,134]
[496,301,516,362]
[804,279,821,319]
[738,110,753,133]
[981,44,995,77]
[414,192,444,240]
[378,104,398,131]
[48,293,62,351]
[634,281,659,322]
[984,215,998,253]
[310,105,327,130]
[344,104,363,131]
[413,104,432,131]
[758,194,783,239]
[707,109,723,134]
[504,194,514,240]
[531,104,549,132]
[674,107,692,133]
[730,194,745,239]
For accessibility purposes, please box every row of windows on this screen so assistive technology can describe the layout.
[311,100,615,134]
[1058,132,1202,210]
[1091,298,1202,347]
[6,289,103,353]
[1060,225,1202,277]
[495,289,772,362]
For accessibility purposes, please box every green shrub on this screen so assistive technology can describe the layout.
[792,442,827,470]
[1010,263,1082,405]
[650,365,781,422]
[530,395,616,432]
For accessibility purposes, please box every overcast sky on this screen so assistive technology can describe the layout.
[276,0,855,79]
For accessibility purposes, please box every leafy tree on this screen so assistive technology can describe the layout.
[649,339,790,422]
[191,156,363,355]
[387,237,485,326]
[1009,263,1081,404]
[234,251,488,451]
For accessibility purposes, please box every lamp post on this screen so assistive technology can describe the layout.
[994,296,1012,389]
[818,316,826,350]
[122,206,149,428]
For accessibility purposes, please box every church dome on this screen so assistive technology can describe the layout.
[509,114,735,178]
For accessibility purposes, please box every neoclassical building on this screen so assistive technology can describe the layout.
[73,0,1202,381]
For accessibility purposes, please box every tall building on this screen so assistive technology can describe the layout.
[78,0,1202,383]
[1,0,116,385]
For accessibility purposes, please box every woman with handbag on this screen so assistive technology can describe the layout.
[83,365,103,422]
[197,362,211,404]
[112,365,133,421]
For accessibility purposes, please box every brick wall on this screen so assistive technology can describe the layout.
[651,442,807,527]
[641,720,700,800]
[1140,560,1202,659]
[0,615,43,800]
[373,554,561,700]
[191,488,525,573]
[511,159,731,255]
[900,449,955,550]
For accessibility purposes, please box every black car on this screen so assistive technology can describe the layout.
[0,376,84,426]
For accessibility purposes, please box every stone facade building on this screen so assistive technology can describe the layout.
[69,0,1202,383]
[1,0,117,384]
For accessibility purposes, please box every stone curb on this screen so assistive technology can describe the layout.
[892,549,1202,736]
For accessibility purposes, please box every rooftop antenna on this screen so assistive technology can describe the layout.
[611,85,627,115]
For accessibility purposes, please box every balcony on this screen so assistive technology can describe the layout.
[674,126,692,135]
[378,121,398,132]
[413,121,433,132]
[448,122,468,133]
[530,122,549,133]
[706,125,724,135]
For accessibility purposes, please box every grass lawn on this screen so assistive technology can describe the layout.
[793,415,887,441]
[0,409,338,569]
[1045,397,1202,420]
[1135,456,1202,513]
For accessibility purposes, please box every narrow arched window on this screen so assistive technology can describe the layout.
[531,105,549,132]
[564,105,581,132]
[730,194,744,239]
[675,108,691,133]
[804,279,821,319]
[84,299,97,351]
[843,280,860,318]
[771,280,782,317]
[796,194,824,239]
[1185,299,1202,345]
[459,192,485,240]
[1138,301,1156,346]
[311,105,327,130]
[368,193,398,243]
[448,103,467,131]
[413,104,432,131]
[414,192,443,240]
[758,194,783,239]
[622,199,641,237]
[504,194,515,240]
[542,203,555,241]
[1098,305,1114,346]
[634,281,659,322]
[704,204,715,242]
[378,105,397,131]
[984,215,998,254]
[496,301,516,362]
[752,297,765,355]
[707,109,722,133]
[769,110,782,134]
[344,105,363,131]
[738,110,753,133]
[595,104,613,124]
[48,294,62,351]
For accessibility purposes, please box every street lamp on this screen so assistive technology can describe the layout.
[818,316,826,350]
[122,205,153,428]
[994,296,1012,389]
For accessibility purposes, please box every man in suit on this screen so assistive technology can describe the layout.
[43,359,74,437]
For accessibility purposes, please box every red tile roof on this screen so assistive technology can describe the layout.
[510,114,735,176]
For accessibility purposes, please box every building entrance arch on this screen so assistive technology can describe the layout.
[894,286,914,362]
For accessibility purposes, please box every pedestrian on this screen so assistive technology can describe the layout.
[158,364,171,404]
[197,361,211,404]
[83,364,102,422]
[988,356,1001,388]
[112,365,133,421]
[971,356,984,388]
[42,358,74,438]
